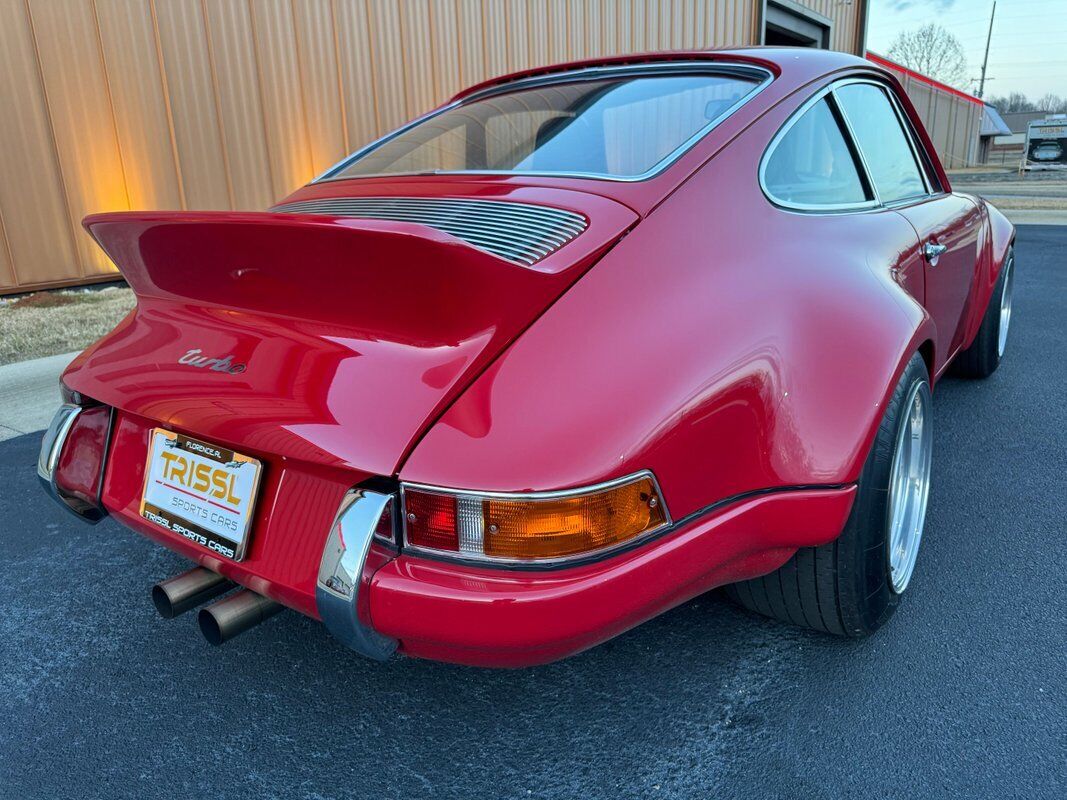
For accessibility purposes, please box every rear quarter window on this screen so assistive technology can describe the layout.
[834,83,928,203]
[762,97,869,208]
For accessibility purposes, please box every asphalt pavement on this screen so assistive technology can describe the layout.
[0,226,1063,799]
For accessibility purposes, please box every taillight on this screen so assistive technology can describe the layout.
[54,404,111,507]
[404,491,459,551]
[401,472,670,564]
[38,388,112,523]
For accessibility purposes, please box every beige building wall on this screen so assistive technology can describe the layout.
[0,0,865,295]
[869,55,984,171]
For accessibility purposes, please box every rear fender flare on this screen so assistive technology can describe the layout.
[960,200,1015,351]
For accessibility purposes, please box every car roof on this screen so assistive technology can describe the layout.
[450,47,875,104]
[296,47,893,219]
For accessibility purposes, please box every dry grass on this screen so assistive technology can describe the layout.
[0,286,136,366]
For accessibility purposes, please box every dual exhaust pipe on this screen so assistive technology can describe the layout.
[152,567,283,645]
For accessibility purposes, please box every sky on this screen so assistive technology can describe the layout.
[865,0,1067,100]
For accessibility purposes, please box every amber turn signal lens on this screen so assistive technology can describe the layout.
[483,477,667,559]
[402,474,669,563]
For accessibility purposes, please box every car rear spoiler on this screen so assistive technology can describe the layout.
[83,211,598,341]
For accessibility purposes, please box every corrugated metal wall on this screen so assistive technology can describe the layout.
[897,78,983,169]
[871,57,984,171]
[0,0,863,295]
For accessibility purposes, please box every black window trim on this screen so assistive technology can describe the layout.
[760,75,943,214]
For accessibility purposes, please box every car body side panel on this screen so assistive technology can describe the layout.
[400,104,933,520]
[65,194,636,478]
[893,193,983,373]
[371,486,856,667]
[953,198,1015,356]
[874,71,1014,366]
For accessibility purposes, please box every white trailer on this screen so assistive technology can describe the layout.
[1023,116,1067,170]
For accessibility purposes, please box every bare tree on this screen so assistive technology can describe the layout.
[1035,93,1067,113]
[987,93,1067,114]
[887,24,968,88]
[987,92,1037,113]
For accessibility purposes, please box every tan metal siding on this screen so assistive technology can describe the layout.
[153,0,231,209]
[95,0,184,211]
[25,0,129,276]
[878,61,984,171]
[0,1,81,290]
[2,0,864,295]
[201,0,276,210]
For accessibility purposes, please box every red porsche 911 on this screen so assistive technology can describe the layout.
[38,48,1015,667]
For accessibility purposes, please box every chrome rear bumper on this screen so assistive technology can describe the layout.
[316,489,399,661]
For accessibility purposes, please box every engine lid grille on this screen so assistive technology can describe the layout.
[272,197,587,266]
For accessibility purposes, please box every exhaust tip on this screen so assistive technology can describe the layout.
[151,583,178,619]
[152,567,233,619]
[197,589,283,646]
[198,608,226,647]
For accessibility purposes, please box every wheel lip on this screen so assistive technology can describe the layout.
[886,378,933,595]
[997,254,1014,358]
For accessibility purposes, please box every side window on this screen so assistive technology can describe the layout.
[762,98,869,207]
[834,83,928,203]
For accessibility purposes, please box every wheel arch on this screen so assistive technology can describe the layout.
[918,338,936,383]
[959,200,1015,352]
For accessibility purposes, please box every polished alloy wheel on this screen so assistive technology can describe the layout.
[886,380,933,594]
[997,256,1015,358]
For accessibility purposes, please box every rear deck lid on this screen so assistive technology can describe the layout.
[67,190,636,475]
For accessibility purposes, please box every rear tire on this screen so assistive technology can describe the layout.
[725,352,933,637]
[951,247,1014,379]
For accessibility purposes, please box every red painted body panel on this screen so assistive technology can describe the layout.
[49,48,1013,666]
[400,94,934,515]
[956,201,1015,355]
[371,487,856,667]
[894,194,983,373]
[102,409,353,616]
[74,192,635,477]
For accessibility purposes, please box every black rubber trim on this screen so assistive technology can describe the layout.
[396,482,854,573]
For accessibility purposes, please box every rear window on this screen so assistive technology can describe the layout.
[326,71,764,181]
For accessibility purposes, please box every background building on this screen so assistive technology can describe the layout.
[866,52,984,171]
[4,1,987,295]
[989,110,1059,167]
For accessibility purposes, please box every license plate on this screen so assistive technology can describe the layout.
[139,429,263,561]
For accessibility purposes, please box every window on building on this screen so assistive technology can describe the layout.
[763,0,832,48]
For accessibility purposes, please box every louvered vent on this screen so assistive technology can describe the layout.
[272,197,587,266]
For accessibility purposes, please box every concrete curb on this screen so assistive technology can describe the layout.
[0,351,80,442]
[1001,209,1067,226]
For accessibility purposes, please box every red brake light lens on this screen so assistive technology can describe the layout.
[401,473,669,563]
[404,490,458,551]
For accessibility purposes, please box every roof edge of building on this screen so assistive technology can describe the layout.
[866,52,983,107]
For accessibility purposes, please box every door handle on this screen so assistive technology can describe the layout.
[923,241,947,266]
